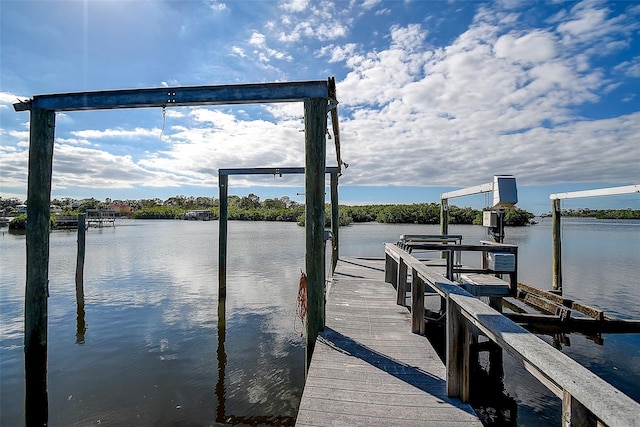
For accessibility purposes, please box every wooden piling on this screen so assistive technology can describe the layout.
[218,174,228,299]
[75,213,86,297]
[75,213,87,344]
[25,107,55,426]
[304,97,327,369]
[440,198,449,236]
[552,198,562,293]
[330,171,339,272]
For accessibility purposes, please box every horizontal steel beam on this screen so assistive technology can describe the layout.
[550,184,640,200]
[14,80,330,112]
[219,166,340,176]
[441,182,493,200]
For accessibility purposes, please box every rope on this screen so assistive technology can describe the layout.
[295,271,307,336]
[160,105,166,140]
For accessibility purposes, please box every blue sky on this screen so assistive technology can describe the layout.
[1,0,638,214]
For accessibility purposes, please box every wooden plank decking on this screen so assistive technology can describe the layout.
[296,257,482,426]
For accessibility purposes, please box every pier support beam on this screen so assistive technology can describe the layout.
[218,174,228,299]
[440,198,449,236]
[25,107,55,426]
[552,198,562,293]
[304,97,327,369]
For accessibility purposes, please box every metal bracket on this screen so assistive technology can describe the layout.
[326,99,339,113]
[13,98,33,112]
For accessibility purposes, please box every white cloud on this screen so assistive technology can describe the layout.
[494,31,557,65]
[316,43,358,63]
[326,6,640,188]
[280,0,309,13]
[248,31,292,62]
[362,0,381,10]
[0,0,637,200]
[71,128,161,139]
[614,56,640,78]
[277,1,353,43]
[232,46,247,58]
[556,0,638,55]
[249,31,267,47]
[209,1,227,12]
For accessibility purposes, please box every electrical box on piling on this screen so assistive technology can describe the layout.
[483,211,498,227]
[485,175,518,243]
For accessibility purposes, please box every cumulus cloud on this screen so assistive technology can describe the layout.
[280,0,309,13]
[327,2,639,187]
[209,0,227,12]
[277,1,352,43]
[71,128,161,139]
[248,31,292,62]
[1,0,637,199]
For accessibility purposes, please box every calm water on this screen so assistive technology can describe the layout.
[1,218,638,426]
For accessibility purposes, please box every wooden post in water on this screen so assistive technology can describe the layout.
[75,213,86,295]
[330,171,339,273]
[552,198,562,293]
[218,174,228,300]
[75,213,87,344]
[304,97,327,369]
[440,198,449,236]
[25,107,55,426]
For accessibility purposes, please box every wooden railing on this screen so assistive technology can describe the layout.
[394,238,518,294]
[384,243,640,427]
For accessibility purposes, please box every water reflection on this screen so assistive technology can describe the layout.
[3,219,638,426]
[76,296,86,345]
[216,292,226,424]
[215,292,298,426]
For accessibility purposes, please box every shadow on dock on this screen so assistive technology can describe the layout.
[319,327,443,392]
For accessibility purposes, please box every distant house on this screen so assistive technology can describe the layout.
[16,204,27,214]
[109,204,133,217]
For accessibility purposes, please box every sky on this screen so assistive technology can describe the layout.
[0,0,638,215]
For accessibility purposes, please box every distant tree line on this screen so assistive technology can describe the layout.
[3,194,539,228]
[551,208,640,220]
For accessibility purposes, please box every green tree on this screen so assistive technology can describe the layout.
[238,193,261,210]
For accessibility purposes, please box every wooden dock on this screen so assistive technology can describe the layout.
[296,257,482,426]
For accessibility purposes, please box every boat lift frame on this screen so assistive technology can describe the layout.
[549,184,640,293]
[217,166,341,297]
[440,175,518,243]
[14,78,339,423]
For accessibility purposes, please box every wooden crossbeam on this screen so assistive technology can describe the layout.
[13,80,330,112]
[218,166,339,176]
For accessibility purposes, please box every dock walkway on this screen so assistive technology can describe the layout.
[296,257,481,426]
